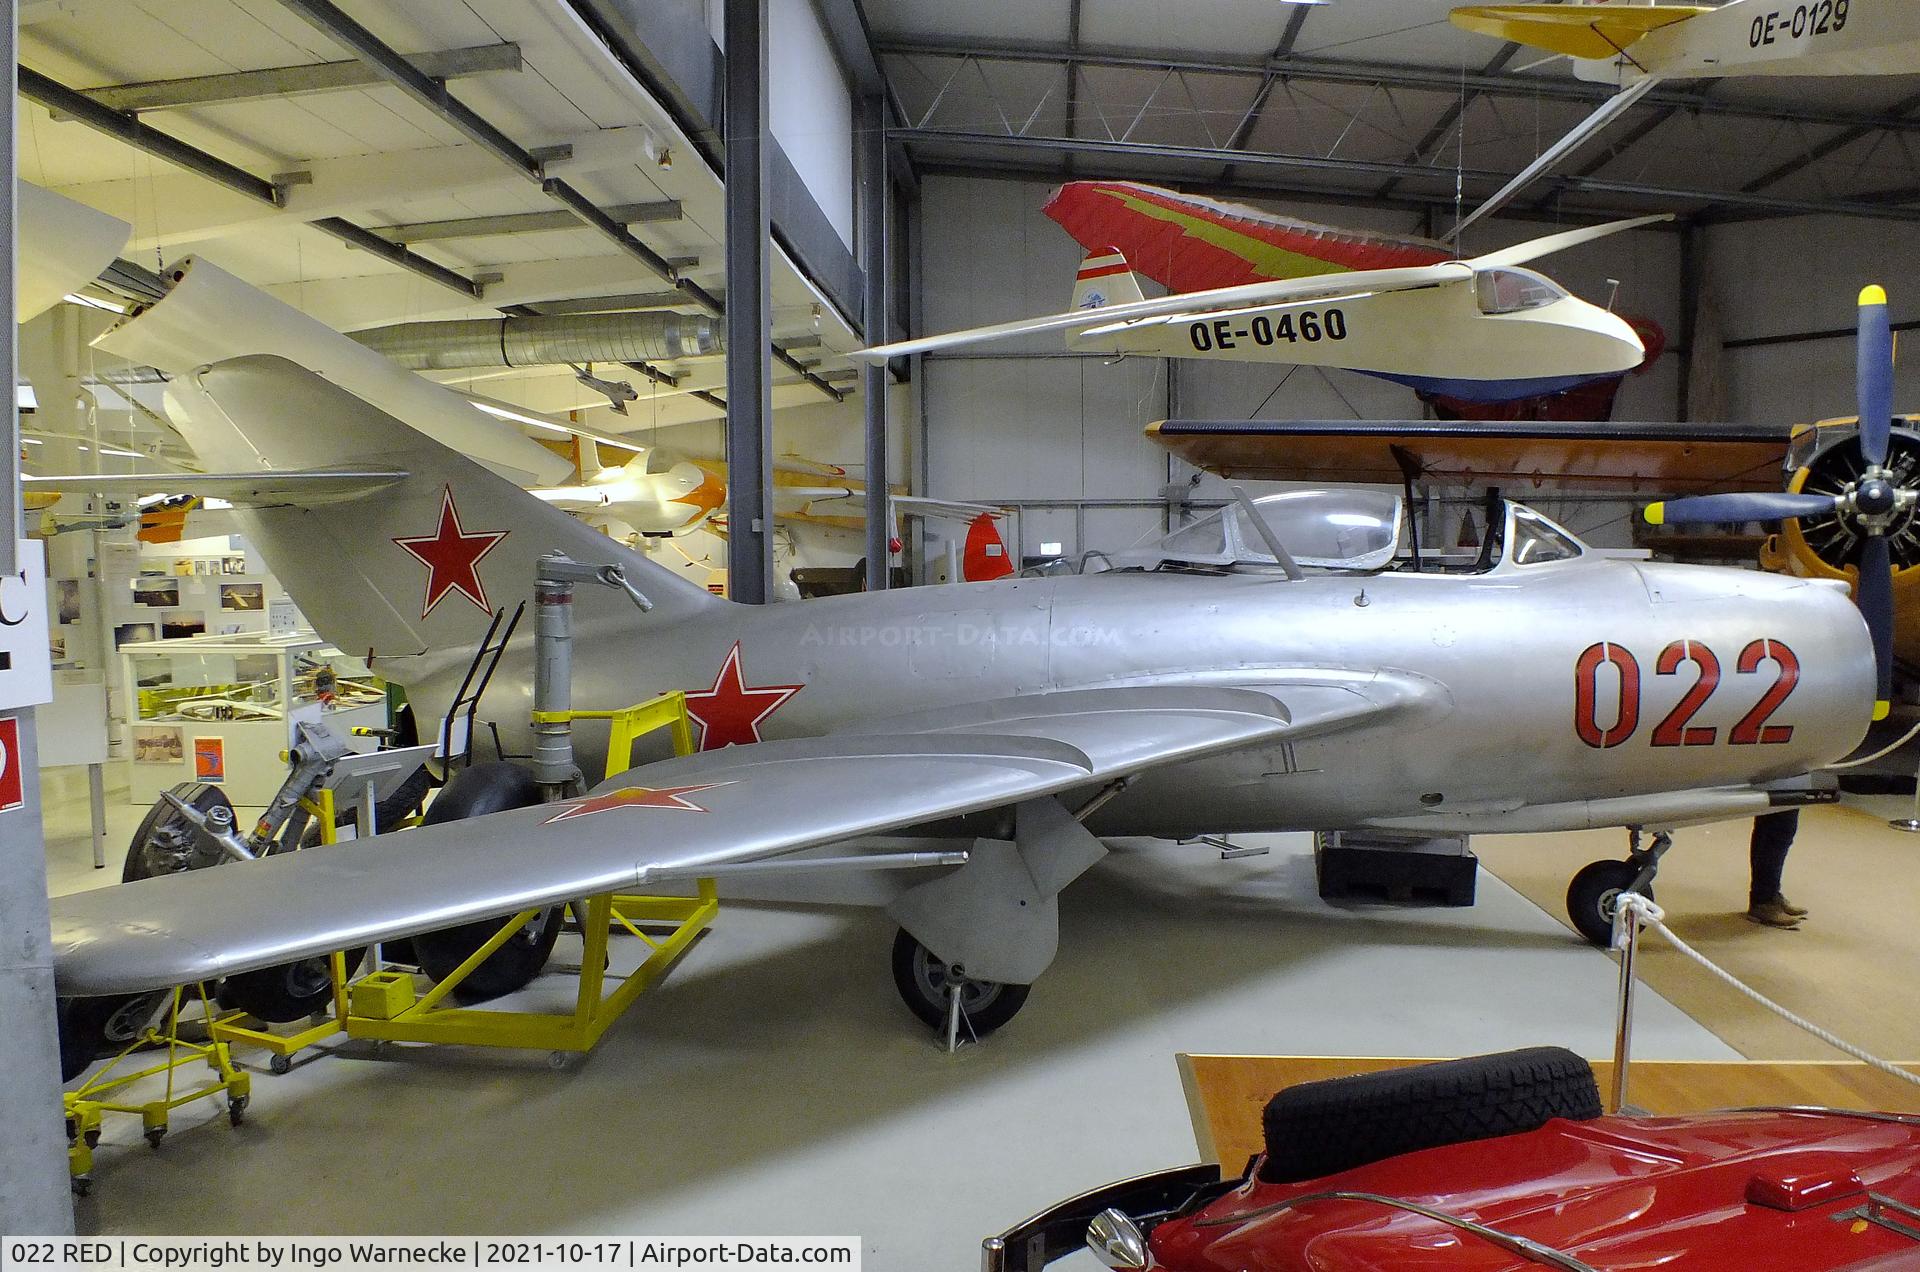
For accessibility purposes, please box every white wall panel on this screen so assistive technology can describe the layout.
[768,0,855,250]
[1706,214,1920,426]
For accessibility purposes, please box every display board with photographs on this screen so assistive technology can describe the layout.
[220,583,265,611]
[131,724,184,764]
[131,577,179,607]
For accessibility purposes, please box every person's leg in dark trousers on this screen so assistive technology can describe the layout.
[1748,809,1806,927]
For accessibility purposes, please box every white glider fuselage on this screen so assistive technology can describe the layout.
[1575,0,1920,81]
[1067,276,1646,394]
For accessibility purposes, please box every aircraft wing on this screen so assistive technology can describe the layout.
[1147,419,1791,494]
[25,469,409,506]
[851,264,1469,363]
[51,683,1409,996]
[1450,5,1710,61]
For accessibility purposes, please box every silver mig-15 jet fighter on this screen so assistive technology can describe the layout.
[39,355,1880,1036]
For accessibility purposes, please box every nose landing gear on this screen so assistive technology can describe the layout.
[1566,830,1671,948]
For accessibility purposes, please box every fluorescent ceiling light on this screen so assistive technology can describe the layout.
[471,399,572,436]
[21,436,43,446]
[63,291,129,314]
[98,445,144,458]
[16,384,37,410]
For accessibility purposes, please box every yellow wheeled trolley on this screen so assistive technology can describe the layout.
[64,986,251,1195]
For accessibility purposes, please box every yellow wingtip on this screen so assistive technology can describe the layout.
[1862,284,1888,308]
[1875,699,1892,722]
[1643,503,1666,527]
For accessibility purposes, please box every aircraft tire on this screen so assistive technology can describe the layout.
[411,762,563,1004]
[123,782,232,881]
[890,928,1031,1037]
[1257,1047,1602,1184]
[1566,859,1651,948]
[56,993,170,1083]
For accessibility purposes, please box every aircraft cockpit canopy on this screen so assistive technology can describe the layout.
[1115,489,1404,573]
[1101,490,1587,577]
[1474,267,1568,314]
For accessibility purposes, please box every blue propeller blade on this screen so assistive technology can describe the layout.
[1859,285,1894,468]
[1647,491,1841,526]
[1859,534,1896,710]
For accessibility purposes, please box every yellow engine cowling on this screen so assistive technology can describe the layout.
[1763,415,1920,666]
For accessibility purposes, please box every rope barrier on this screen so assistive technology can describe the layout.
[1825,717,1920,769]
[1615,894,1920,1090]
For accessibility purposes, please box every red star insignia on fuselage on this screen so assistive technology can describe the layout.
[392,486,509,619]
[541,782,730,824]
[684,642,803,750]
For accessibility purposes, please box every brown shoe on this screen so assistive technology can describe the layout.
[1746,899,1803,929]
[1776,895,1810,918]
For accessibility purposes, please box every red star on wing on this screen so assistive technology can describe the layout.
[542,782,731,824]
[684,642,803,750]
[392,486,509,619]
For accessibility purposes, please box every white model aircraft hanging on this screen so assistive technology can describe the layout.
[1449,1,1920,232]
[853,216,1663,404]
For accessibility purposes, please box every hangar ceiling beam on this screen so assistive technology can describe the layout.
[274,0,841,404]
[890,130,1920,223]
[17,66,486,299]
[63,43,522,114]
[877,39,1920,136]
[1739,87,1920,196]
[1375,42,1518,200]
[365,202,682,245]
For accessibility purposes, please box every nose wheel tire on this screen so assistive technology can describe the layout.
[1566,859,1654,948]
[890,929,1030,1037]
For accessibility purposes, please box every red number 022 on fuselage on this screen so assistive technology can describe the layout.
[1574,639,1800,750]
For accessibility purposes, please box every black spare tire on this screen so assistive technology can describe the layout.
[1258,1047,1603,1184]
[409,762,562,1003]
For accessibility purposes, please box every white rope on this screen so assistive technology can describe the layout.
[1825,717,1920,769]
[1615,895,1920,1089]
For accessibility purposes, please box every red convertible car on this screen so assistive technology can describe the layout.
[984,1049,1920,1271]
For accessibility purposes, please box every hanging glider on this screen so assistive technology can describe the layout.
[1448,2,1920,230]
[1453,1,1920,82]
[855,205,1665,405]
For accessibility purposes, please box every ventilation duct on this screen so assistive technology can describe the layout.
[349,312,721,371]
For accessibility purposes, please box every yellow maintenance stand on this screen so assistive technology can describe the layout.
[220,551,717,1070]
[333,689,713,1066]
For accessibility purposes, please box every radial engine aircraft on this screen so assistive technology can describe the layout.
[852,217,1660,405]
[1454,0,1920,83]
[39,355,1882,1038]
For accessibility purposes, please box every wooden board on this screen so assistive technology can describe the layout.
[1145,419,1790,494]
[1178,1054,1920,1172]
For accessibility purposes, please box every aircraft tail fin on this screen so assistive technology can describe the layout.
[164,355,725,669]
[1071,247,1145,312]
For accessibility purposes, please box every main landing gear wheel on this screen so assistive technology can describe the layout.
[411,763,562,1003]
[1566,829,1673,948]
[890,929,1030,1038]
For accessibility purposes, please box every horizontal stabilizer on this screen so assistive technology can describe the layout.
[1147,418,1792,494]
[1450,5,1709,60]
[24,469,409,505]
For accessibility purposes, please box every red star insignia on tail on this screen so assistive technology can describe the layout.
[684,642,803,750]
[541,782,730,824]
[392,486,509,618]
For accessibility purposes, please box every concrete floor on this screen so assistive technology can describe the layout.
[41,769,1733,1268]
